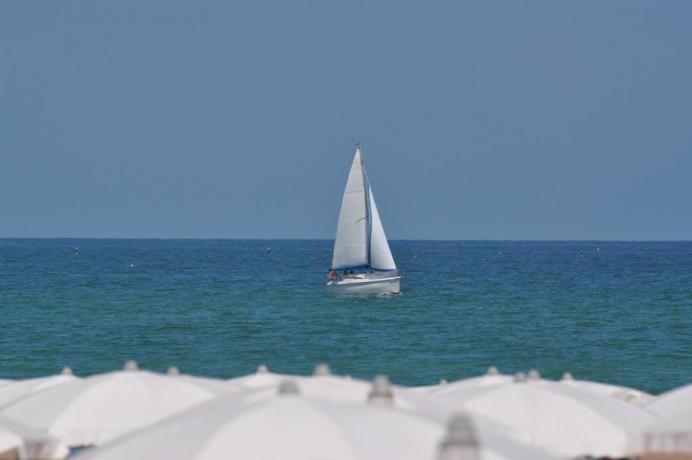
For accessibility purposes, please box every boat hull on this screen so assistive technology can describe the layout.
[326,276,401,294]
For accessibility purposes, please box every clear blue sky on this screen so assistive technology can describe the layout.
[2,1,691,239]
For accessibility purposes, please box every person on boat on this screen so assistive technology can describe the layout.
[328,269,338,280]
[342,270,349,279]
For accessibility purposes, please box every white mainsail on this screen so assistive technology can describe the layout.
[331,147,368,269]
[367,184,397,271]
[331,145,396,271]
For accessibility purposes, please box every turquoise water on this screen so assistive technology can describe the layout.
[1,239,690,394]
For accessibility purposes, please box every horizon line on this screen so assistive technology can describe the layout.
[1,237,691,243]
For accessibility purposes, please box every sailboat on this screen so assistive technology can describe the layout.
[327,144,401,294]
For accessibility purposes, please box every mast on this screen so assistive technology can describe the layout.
[358,144,372,268]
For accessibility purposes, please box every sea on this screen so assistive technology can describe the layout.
[0,239,691,394]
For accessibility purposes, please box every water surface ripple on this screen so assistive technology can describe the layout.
[1,239,690,394]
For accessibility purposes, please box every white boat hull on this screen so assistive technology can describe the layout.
[326,276,401,294]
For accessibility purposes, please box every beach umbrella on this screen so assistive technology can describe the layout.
[70,379,443,460]
[226,364,301,389]
[559,372,653,406]
[227,363,373,393]
[628,411,692,455]
[228,365,431,414]
[431,373,658,458]
[0,361,225,447]
[0,369,77,409]
[287,364,387,404]
[629,382,692,455]
[403,379,451,395]
[436,414,559,460]
[164,367,241,394]
[0,422,24,460]
[421,367,512,398]
[646,383,692,419]
[70,378,557,460]
[305,372,437,413]
[0,417,69,460]
[227,364,367,400]
[632,407,692,457]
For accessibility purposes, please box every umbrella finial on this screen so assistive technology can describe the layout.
[513,371,527,383]
[167,366,180,376]
[124,360,139,371]
[527,369,541,381]
[278,380,300,396]
[438,414,479,460]
[486,366,499,376]
[368,375,394,406]
[61,367,73,376]
[256,364,269,374]
[561,372,574,381]
[313,363,332,377]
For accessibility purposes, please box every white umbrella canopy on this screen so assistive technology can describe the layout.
[228,364,365,397]
[423,367,513,398]
[0,422,24,460]
[437,413,560,460]
[633,383,692,455]
[0,369,77,409]
[290,373,437,414]
[227,364,431,413]
[0,416,69,460]
[226,363,375,393]
[432,375,658,458]
[628,411,692,455]
[646,383,692,419]
[0,362,226,448]
[226,364,302,389]
[164,367,241,395]
[278,374,372,404]
[71,379,559,460]
[559,372,653,406]
[71,381,446,460]
[402,379,450,395]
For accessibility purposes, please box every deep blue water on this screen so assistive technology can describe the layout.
[1,239,691,394]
